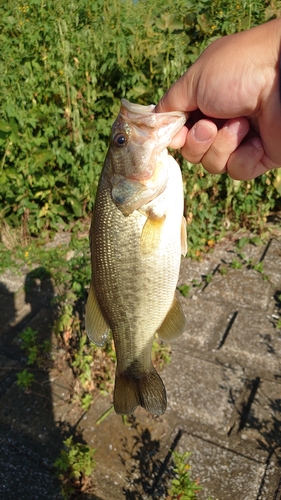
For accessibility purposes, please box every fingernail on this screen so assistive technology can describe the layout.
[250,137,263,150]
[225,120,242,135]
[193,123,213,143]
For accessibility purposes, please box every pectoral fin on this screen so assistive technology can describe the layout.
[181,216,187,256]
[85,283,110,347]
[140,213,166,255]
[157,294,187,341]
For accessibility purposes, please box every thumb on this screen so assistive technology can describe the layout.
[155,68,198,113]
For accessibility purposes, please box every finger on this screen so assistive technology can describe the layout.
[201,118,250,174]
[155,70,198,113]
[180,120,218,164]
[169,126,188,149]
[226,137,268,180]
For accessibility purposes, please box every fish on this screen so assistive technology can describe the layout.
[85,98,188,416]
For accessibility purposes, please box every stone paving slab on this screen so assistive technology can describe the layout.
[168,430,267,500]
[175,295,232,350]
[163,351,245,434]
[218,309,281,376]
[262,239,281,288]
[241,378,281,446]
[203,267,273,311]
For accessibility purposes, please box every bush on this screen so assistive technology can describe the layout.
[0,0,280,244]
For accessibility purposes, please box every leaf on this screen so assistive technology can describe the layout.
[0,121,11,133]
[155,14,183,32]
[250,236,263,246]
[68,198,82,217]
[236,237,249,249]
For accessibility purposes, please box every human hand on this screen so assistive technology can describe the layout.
[155,19,281,180]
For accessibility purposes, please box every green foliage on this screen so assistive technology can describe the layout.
[177,284,190,297]
[18,326,51,366]
[18,327,38,364]
[54,436,96,499]
[168,451,203,499]
[182,163,279,257]
[16,325,52,392]
[231,259,243,269]
[0,0,280,246]
[72,333,95,388]
[16,368,35,390]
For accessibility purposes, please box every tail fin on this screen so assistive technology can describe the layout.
[114,367,167,416]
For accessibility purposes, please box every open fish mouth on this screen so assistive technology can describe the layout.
[120,98,187,148]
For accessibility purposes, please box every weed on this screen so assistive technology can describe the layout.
[95,405,115,425]
[17,326,51,367]
[54,436,96,499]
[205,273,213,284]
[231,259,243,270]
[71,333,94,391]
[16,323,52,394]
[219,266,228,275]
[80,393,93,412]
[167,451,202,499]
[248,260,269,280]
[16,369,35,390]
[177,284,190,297]
[18,327,40,365]
[253,262,264,274]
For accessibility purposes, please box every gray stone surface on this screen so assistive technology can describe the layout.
[218,309,281,375]
[163,352,245,434]
[204,267,272,311]
[172,431,267,500]
[1,231,281,499]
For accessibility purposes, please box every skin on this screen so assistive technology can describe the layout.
[155,18,281,180]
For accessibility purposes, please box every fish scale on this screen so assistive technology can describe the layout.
[86,99,188,415]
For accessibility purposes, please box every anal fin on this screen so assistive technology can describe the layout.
[85,283,110,347]
[157,294,187,341]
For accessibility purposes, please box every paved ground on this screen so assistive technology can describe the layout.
[1,221,281,499]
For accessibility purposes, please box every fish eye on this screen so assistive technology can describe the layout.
[113,133,127,148]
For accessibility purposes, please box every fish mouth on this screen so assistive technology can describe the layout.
[120,99,187,149]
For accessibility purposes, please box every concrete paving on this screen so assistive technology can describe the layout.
[1,227,281,499]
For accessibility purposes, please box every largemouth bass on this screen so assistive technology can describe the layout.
[85,99,187,416]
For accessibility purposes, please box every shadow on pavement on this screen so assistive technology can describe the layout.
[122,416,182,500]
[0,268,63,499]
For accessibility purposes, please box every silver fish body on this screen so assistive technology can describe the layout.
[85,99,187,415]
